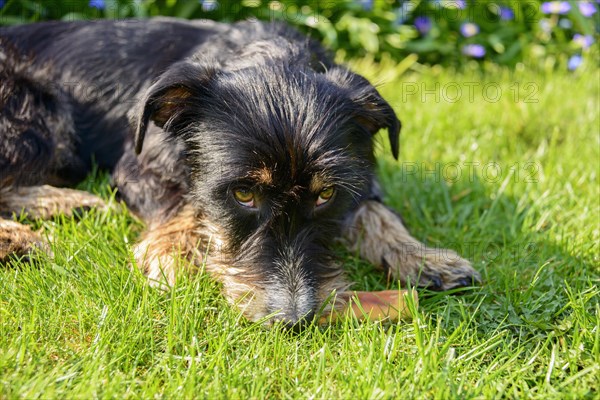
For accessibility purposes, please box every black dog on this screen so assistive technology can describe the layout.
[0,17,480,326]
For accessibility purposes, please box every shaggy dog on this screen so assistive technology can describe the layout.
[0,18,480,327]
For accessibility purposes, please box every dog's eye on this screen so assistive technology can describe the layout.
[316,186,335,207]
[233,188,255,208]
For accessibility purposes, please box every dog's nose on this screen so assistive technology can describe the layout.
[273,311,315,332]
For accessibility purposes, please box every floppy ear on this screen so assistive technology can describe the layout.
[325,68,401,159]
[134,61,218,154]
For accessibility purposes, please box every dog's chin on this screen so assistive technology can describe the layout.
[217,267,320,327]
[216,255,349,328]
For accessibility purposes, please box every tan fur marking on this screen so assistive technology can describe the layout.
[309,175,327,194]
[0,218,47,262]
[343,201,480,290]
[154,87,193,126]
[249,166,273,186]
[133,204,273,321]
[133,204,218,289]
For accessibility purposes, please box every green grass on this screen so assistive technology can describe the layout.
[1,61,598,399]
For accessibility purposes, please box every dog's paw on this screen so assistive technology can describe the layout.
[1,185,110,220]
[344,201,480,291]
[0,219,49,264]
[415,247,480,290]
[132,239,177,290]
[382,245,481,291]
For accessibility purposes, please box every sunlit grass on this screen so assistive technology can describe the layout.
[1,63,598,398]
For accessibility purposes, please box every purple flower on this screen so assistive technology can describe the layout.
[567,54,583,70]
[499,6,514,20]
[451,0,466,9]
[462,44,486,58]
[435,0,466,9]
[573,34,594,49]
[89,0,105,9]
[0,0,5,9]
[200,0,218,12]
[460,22,479,37]
[578,2,597,17]
[414,16,432,35]
[540,2,571,15]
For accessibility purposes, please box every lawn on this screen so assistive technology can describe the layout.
[1,61,598,399]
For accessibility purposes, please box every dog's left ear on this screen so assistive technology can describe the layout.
[325,68,401,159]
[133,61,218,154]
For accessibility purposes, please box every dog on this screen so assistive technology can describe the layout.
[0,17,480,327]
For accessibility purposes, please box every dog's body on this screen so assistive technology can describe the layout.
[0,18,479,326]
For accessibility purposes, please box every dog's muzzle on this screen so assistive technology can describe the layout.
[264,243,319,329]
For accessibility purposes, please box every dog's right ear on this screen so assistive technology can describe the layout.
[134,61,218,154]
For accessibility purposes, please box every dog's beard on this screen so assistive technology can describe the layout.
[227,222,348,325]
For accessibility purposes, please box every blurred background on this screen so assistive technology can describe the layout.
[0,0,598,71]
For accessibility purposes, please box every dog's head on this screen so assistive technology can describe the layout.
[133,59,400,326]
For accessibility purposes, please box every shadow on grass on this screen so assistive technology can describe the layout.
[340,160,597,343]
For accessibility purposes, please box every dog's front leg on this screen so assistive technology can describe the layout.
[132,204,225,289]
[343,200,481,290]
[1,185,108,220]
[0,185,107,263]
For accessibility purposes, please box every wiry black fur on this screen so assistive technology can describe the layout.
[0,38,82,187]
[0,17,404,326]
